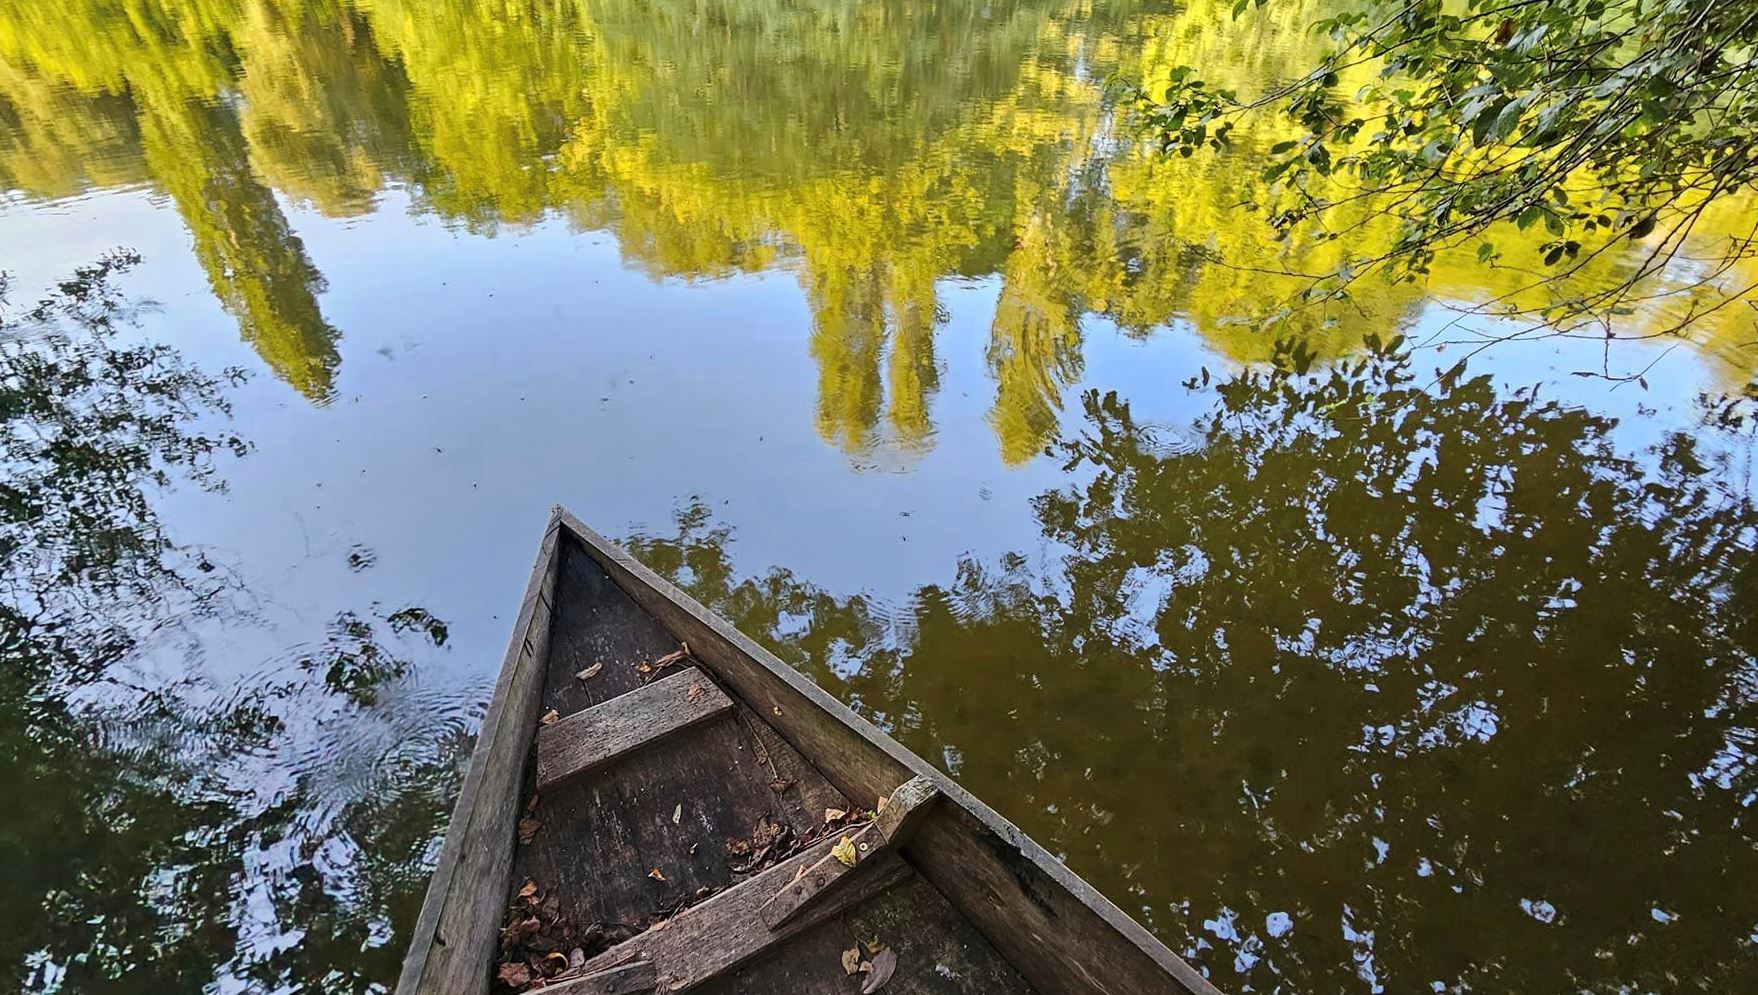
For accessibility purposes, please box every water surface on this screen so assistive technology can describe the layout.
[1,1,1755,992]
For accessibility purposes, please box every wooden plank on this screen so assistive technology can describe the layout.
[910,805,1221,995]
[542,540,681,717]
[758,820,882,931]
[553,509,1220,995]
[693,872,1037,995]
[511,540,846,937]
[548,835,911,995]
[759,776,939,930]
[875,774,939,842]
[395,512,562,995]
[564,960,657,995]
[536,666,733,790]
[553,511,908,807]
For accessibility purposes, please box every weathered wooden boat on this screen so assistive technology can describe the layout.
[397,507,1220,995]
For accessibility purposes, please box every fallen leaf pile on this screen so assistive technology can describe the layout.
[494,879,636,992]
[726,815,805,875]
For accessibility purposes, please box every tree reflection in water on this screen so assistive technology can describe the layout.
[0,256,462,994]
[627,343,1758,992]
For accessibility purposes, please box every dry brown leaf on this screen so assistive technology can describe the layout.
[636,663,652,674]
[831,836,858,867]
[543,951,570,972]
[686,683,704,700]
[648,867,667,881]
[517,816,541,844]
[672,803,683,825]
[840,947,862,976]
[824,807,847,823]
[539,708,560,725]
[517,879,538,899]
[860,947,897,993]
[771,705,783,716]
[876,795,889,814]
[650,918,670,932]
[496,962,532,987]
[576,662,603,681]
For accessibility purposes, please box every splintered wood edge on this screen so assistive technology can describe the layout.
[535,666,734,791]
[549,834,910,995]
[876,775,939,843]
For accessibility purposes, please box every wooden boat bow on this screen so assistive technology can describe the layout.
[396,506,1221,995]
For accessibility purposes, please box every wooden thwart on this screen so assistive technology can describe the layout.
[548,835,910,995]
[536,666,733,790]
[396,514,1224,995]
[759,776,939,930]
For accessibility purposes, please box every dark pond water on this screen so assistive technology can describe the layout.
[2,0,1756,992]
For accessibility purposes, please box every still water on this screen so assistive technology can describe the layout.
[2,0,1756,991]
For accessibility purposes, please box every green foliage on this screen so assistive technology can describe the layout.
[1128,0,1758,339]
[632,349,1758,991]
[0,257,460,994]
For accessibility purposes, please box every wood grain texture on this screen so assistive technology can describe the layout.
[908,805,1222,995]
[553,509,1221,995]
[395,513,561,995]
[697,872,1038,995]
[510,538,846,935]
[567,960,657,994]
[876,775,940,842]
[554,511,908,807]
[551,835,912,995]
[536,666,733,790]
[761,777,939,930]
[759,821,879,930]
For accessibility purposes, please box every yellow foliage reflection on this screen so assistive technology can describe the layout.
[1,0,1751,437]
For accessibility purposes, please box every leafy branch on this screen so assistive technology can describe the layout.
[1123,0,1758,348]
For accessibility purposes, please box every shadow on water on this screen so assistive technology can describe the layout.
[0,255,462,994]
[624,341,1758,992]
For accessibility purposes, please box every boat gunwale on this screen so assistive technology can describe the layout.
[396,505,1219,995]
[395,510,563,995]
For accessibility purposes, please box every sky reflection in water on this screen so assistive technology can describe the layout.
[0,0,1755,991]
